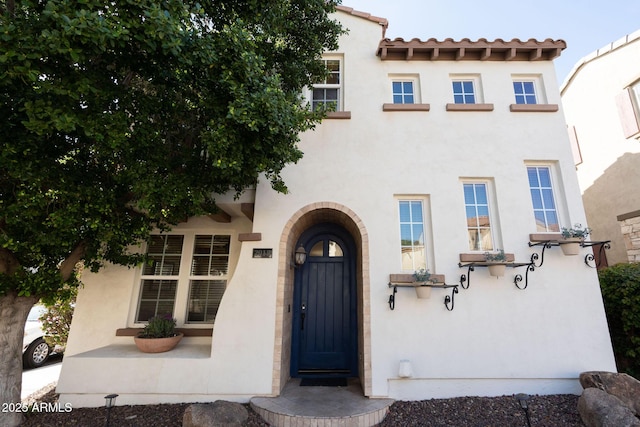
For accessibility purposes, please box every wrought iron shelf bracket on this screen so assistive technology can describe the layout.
[528,239,611,269]
[458,261,536,290]
[387,282,460,311]
[581,240,611,268]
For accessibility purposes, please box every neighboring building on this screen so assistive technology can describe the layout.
[58,6,616,408]
[561,30,640,265]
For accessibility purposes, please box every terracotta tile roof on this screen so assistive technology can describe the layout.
[336,5,388,37]
[378,37,566,61]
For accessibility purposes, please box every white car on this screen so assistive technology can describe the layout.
[23,305,51,369]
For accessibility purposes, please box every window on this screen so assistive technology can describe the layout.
[392,81,414,104]
[513,81,537,104]
[616,81,640,139]
[312,59,341,112]
[463,183,493,251]
[399,200,426,271]
[452,80,476,104]
[527,166,560,232]
[136,233,231,324]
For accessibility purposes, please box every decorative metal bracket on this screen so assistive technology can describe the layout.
[459,261,536,290]
[581,240,611,268]
[388,282,460,311]
[529,239,611,269]
[527,241,553,267]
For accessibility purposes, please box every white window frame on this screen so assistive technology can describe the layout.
[450,74,483,104]
[397,197,432,272]
[461,180,498,252]
[390,74,420,104]
[310,57,343,112]
[526,164,562,233]
[512,74,546,104]
[132,232,234,327]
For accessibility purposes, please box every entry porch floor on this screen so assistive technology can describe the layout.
[250,378,394,427]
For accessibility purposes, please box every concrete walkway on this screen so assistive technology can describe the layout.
[251,378,394,427]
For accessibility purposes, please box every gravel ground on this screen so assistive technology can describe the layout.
[20,384,583,426]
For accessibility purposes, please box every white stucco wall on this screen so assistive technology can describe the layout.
[58,10,616,407]
[561,30,640,263]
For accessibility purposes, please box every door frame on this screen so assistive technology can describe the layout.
[290,222,358,378]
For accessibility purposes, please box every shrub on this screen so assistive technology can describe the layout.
[598,263,640,377]
[40,285,77,350]
[139,314,177,338]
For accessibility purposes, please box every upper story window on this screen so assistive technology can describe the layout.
[463,182,494,251]
[136,233,231,325]
[616,80,640,139]
[398,200,426,271]
[452,80,476,104]
[312,59,341,112]
[392,81,415,104]
[527,166,560,232]
[513,81,538,104]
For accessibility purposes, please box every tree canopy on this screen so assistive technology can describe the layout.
[0,0,344,298]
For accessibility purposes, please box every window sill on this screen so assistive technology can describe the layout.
[446,103,494,112]
[459,253,515,263]
[529,233,562,242]
[116,328,213,337]
[389,273,445,284]
[324,111,351,119]
[510,104,559,112]
[382,103,431,112]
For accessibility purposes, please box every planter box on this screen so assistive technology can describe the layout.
[134,333,184,353]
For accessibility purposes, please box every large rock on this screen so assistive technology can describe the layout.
[183,401,248,427]
[580,371,640,415]
[578,388,640,427]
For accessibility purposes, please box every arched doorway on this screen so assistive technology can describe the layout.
[290,223,358,378]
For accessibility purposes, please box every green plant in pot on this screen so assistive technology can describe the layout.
[560,223,591,256]
[413,268,438,298]
[484,249,507,277]
[134,314,183,353]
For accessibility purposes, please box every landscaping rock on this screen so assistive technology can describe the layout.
[578,388,640,427]
[183,400,248,427]
[580,371,640,415]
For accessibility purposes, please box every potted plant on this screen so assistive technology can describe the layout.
[134,314,183,353]
[560,224,591,256]
[484,249,508,277]
[413,268,438,298]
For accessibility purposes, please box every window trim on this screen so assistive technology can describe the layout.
[310,56,343,113]
[461,179,500,252]
[131,231,236,328]
[525,165,562,233]
[396,196,434,273]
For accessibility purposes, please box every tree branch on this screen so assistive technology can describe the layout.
[0,248,19,276]
[59,241,88,282]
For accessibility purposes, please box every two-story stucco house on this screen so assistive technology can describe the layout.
[561,29,640,265]
[57,6,616,411]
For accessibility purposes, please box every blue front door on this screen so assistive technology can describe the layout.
[291,224,357,377]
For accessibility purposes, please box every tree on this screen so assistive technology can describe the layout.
[0,0,343,424]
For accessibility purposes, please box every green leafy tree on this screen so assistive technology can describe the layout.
[0,1,343,424]
[598,263,640,378]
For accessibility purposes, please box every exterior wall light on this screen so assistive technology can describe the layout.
[398,360,413,378]
[294,245,307,266]
[104,393,118,427]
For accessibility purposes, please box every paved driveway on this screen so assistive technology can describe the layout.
[21,354,62,400]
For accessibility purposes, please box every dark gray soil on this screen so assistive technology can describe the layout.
[20,384,583,426]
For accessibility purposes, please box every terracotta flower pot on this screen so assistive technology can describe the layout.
[487,263,506,277]
[134,333,183,353]
[414,284,432,299]
[560,239,582,256]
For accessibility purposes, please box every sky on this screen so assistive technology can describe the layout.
[342,0,640,85]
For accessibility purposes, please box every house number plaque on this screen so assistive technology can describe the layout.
[252,248,273,259]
